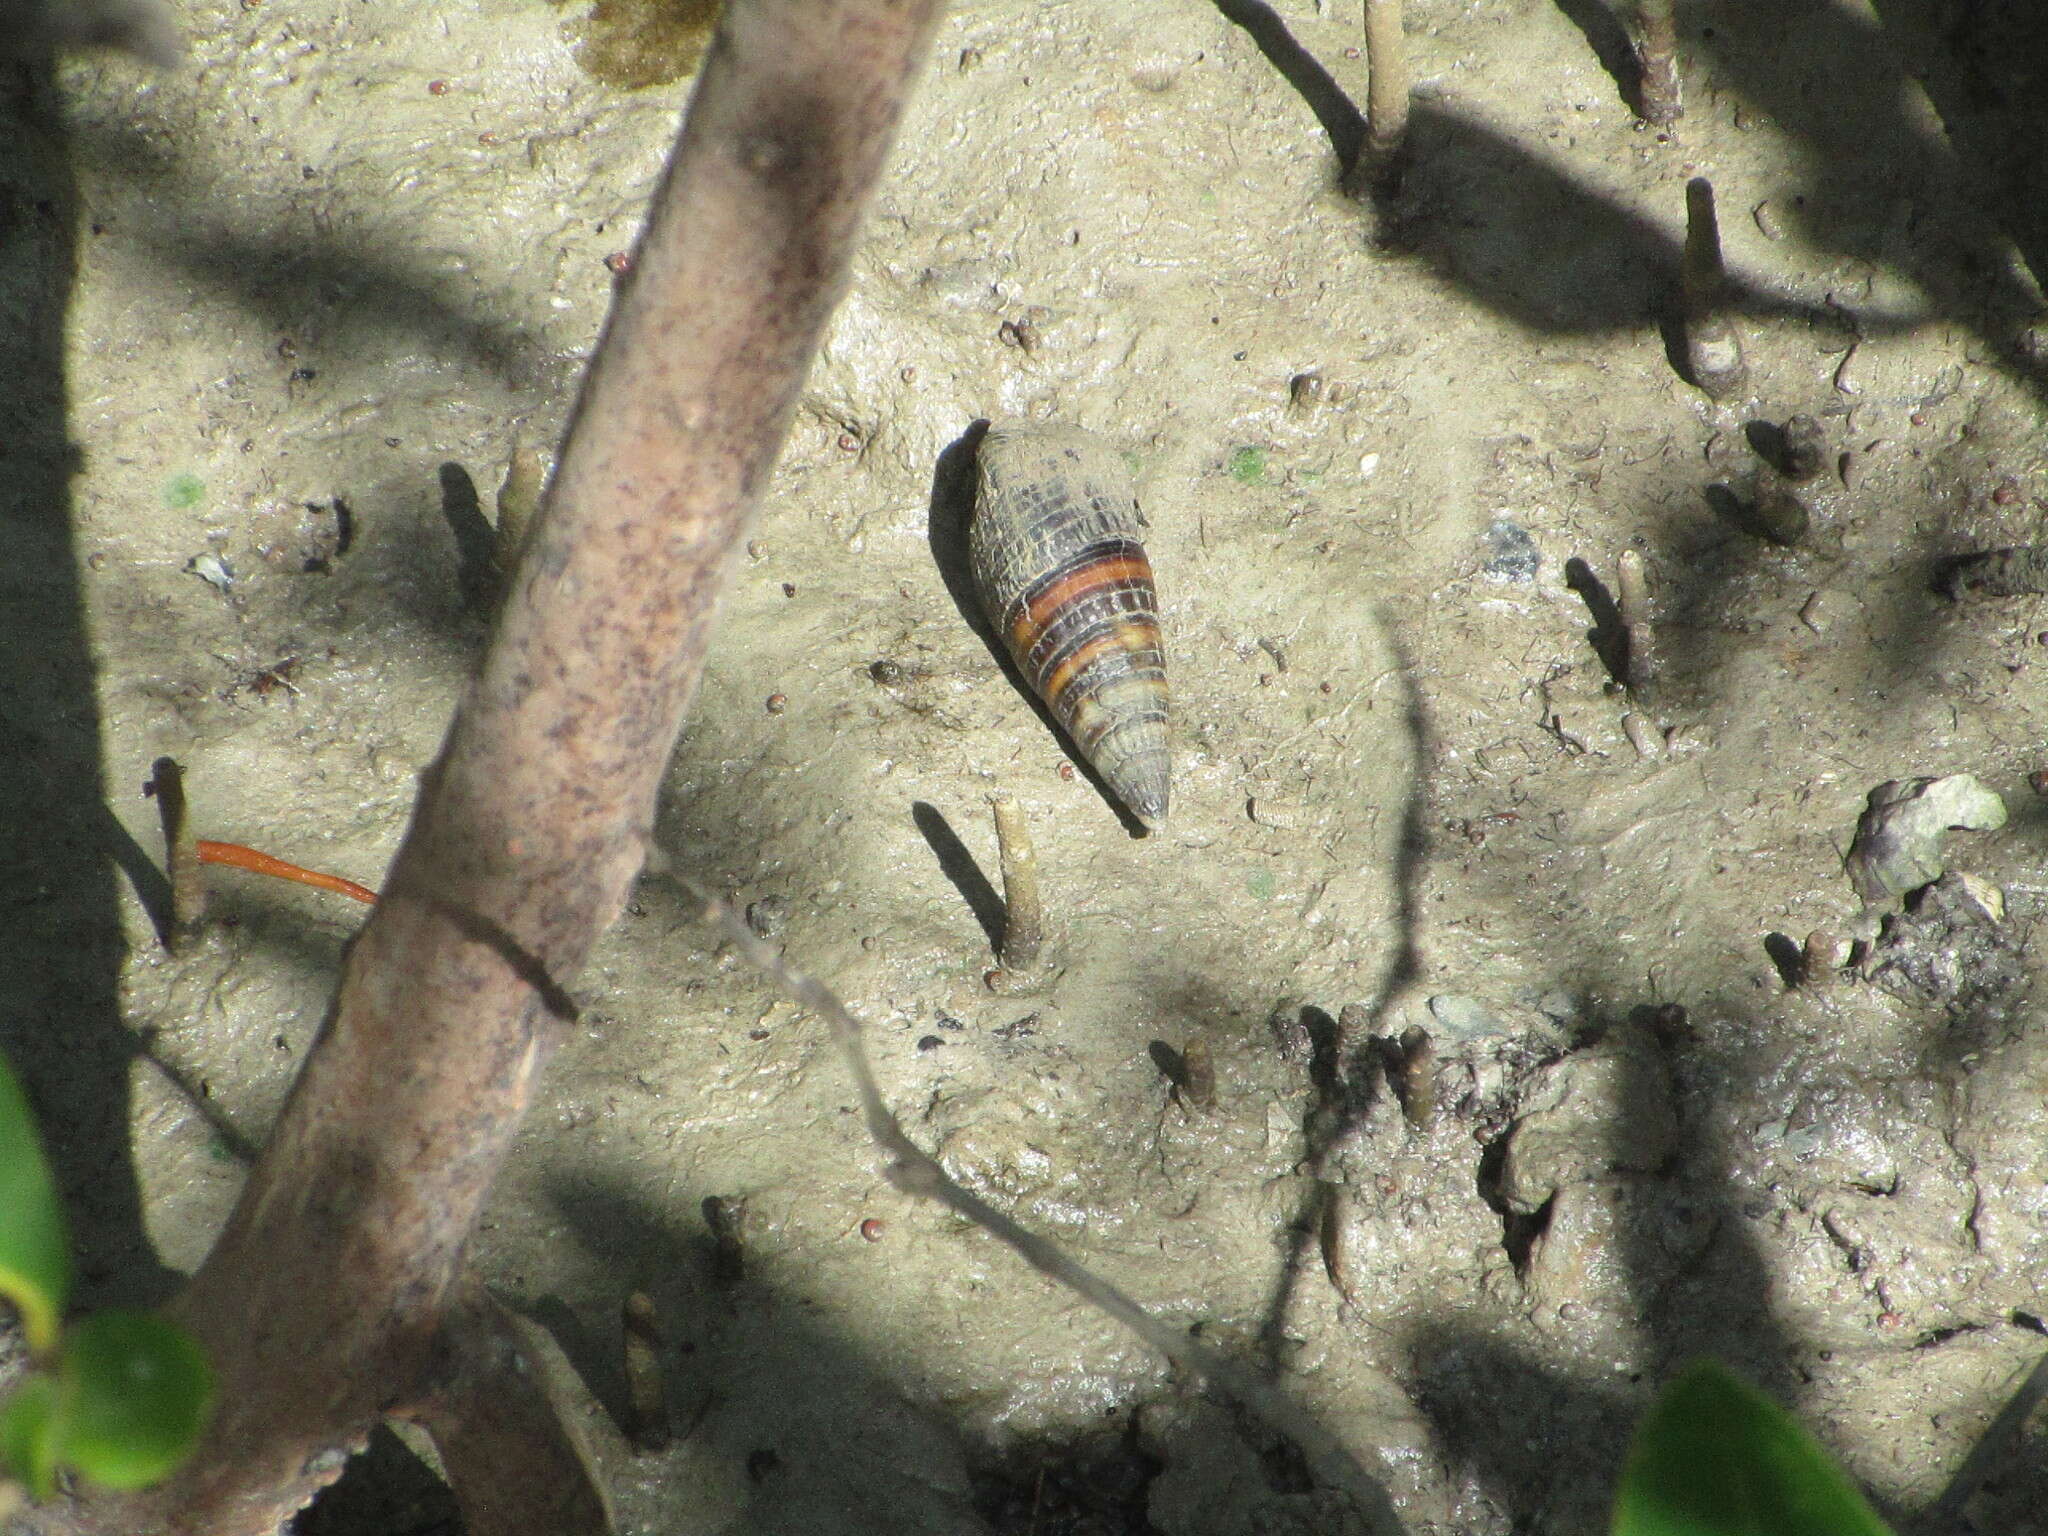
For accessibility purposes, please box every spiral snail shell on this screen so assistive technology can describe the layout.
[970,423,1169,827]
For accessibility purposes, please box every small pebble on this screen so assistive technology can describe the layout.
[1426,993,1502,1043]
[765,692,787,714]
[1481,518,1540,583]
[187,551,235,592]
[744,896,787,939]
[859,1218,885,1241]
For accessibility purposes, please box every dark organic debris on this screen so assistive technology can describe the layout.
[1865,872,2025,1015]
[1705,478,1807,547]
[1936,546,2048,599]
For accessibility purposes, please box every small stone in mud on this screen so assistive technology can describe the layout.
[1480,518,1540,582]
[744,896,787,939]
[1844,774,2006,905]
[1771,414,1828,482]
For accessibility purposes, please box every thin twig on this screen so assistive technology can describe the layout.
[1680,177,1746,399]
[146,756,205,949]
[1615,550,1658,710]
[620,1292,670,1454]
[989,792,1042,973]
[681,877,1408,1536]
[493,427,549,595]
[1635,0,1680,126]
[1344,0,1409,198]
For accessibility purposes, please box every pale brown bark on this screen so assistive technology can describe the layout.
[1636,0,1680,127]
[1680,175,1747,398]
[1343,0,1408,198]
[403,1282,615,1536]
[25,0,943,1529]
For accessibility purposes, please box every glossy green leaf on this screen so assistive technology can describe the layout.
[50,1311,213,1491]
[0,1054,70,1356]
[1613,1360,1895,1536]
[0,1374,60,1500]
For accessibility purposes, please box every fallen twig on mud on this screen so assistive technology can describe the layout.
[681,876,1409,1536]
[194,840,379,905]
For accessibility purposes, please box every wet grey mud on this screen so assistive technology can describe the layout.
[7,0,2048,1532]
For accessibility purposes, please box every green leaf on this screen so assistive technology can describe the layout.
[1613,1360,1896,1536]
[0,1375,60,1500]
[1227,446,1268,486]
[0,1054,70,1356]
[50,1312,213,1492]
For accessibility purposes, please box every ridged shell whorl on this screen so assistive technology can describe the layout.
[969,423,1170,828]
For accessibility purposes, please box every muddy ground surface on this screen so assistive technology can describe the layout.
[5,0,2048,1531]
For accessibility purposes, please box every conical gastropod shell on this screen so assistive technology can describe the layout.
[969,423,1169,827]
